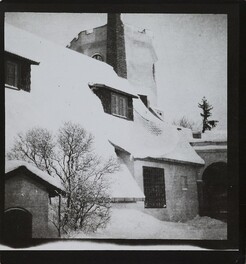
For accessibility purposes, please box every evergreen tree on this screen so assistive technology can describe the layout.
[198,97,218,133]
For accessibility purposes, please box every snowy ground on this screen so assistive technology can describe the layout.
[65,208,227,240]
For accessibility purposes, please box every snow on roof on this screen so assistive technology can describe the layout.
[190,130,227,143]
[108,159,145,200]
[193,145,227,151]
[89,77,138,98]
[4,24,146,199]
[106,99,204,165]
[5,160,65,193]
[5,23,204,202]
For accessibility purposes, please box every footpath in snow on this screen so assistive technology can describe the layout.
[65,208,227,240]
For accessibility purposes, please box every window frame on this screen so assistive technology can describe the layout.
[111,92,128,118]
[143,166,166,209]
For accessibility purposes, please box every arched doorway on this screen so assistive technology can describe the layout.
[201,162,227,221]
[4,208,32,244]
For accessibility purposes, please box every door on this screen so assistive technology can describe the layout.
[4,208,32,244]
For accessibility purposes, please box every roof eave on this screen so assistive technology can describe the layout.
[134,156,205,166]
[5,50,40,65]
[89,83,138,98]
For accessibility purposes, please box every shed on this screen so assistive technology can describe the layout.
[4,160,65,243]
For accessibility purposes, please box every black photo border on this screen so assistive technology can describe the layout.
[0,0,243,263]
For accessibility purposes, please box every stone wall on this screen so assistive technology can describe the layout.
[69,25,107,61]
[133,159,199,222]
[195,149,227,180]
[5,172,51,238]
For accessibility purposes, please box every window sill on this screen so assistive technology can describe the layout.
[111,113,130,120]
[145,205,167,209]
[5,84,20,90]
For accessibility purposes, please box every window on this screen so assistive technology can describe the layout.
[6,61,19,88]
[143,166,166,208]
[5,52,39,92]
[111,93,127,118]
[181,176,188,191]
[152,64,156,81]
[92,53,103,61]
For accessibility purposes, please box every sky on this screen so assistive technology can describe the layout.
[5,13,227,130]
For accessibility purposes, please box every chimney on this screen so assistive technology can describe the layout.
[106,13,127,78]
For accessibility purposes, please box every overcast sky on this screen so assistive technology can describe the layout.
[5,13,227,130]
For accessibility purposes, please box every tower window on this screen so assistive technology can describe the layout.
[111,93,127,118]
[92,53,103,61]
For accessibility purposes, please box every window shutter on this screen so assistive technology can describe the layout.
[21,63,31,92]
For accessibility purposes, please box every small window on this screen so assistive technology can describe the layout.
[152,64,156,81]
[5,52,39,92]
[181,176,188,191]
[111,93,127,118]
[92,53,103,61]
[143,166,166,208]
[6,61,19,88]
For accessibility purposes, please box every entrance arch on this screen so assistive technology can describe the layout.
[4,207,32,244]
[201,162,227,221]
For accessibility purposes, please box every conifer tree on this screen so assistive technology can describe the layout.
[198,97,218,133]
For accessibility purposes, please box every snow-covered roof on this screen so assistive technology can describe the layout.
[190,130,227,143]
[108,159,145,201]
[5,24,145,199]
[5,24,204,201]
[5,160,65,194]
[193,145,227,151]
[106,99,204,165]
[89,77,138,98]
[5,50,40,65]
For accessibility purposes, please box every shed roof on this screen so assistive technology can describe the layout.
[5,160,65,196]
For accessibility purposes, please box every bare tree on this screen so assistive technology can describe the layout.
[173,116,196,130]
[7,122,119,235]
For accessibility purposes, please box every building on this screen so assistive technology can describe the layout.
[4,160,65,242]
[67,13,229,222]
[68,13,159,109]
[190,131,227,221]
[4,21,207,233]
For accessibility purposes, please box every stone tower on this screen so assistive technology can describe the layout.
[68,13,158,106]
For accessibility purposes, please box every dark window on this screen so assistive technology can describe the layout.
[5,59,31,91]
[5,52,39,92]
[111,93,127,118]
[143,166,166,208]
[181,176,188,190]
[92,54,103,61]
[152,64,156,81]
[6,61,19,87]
